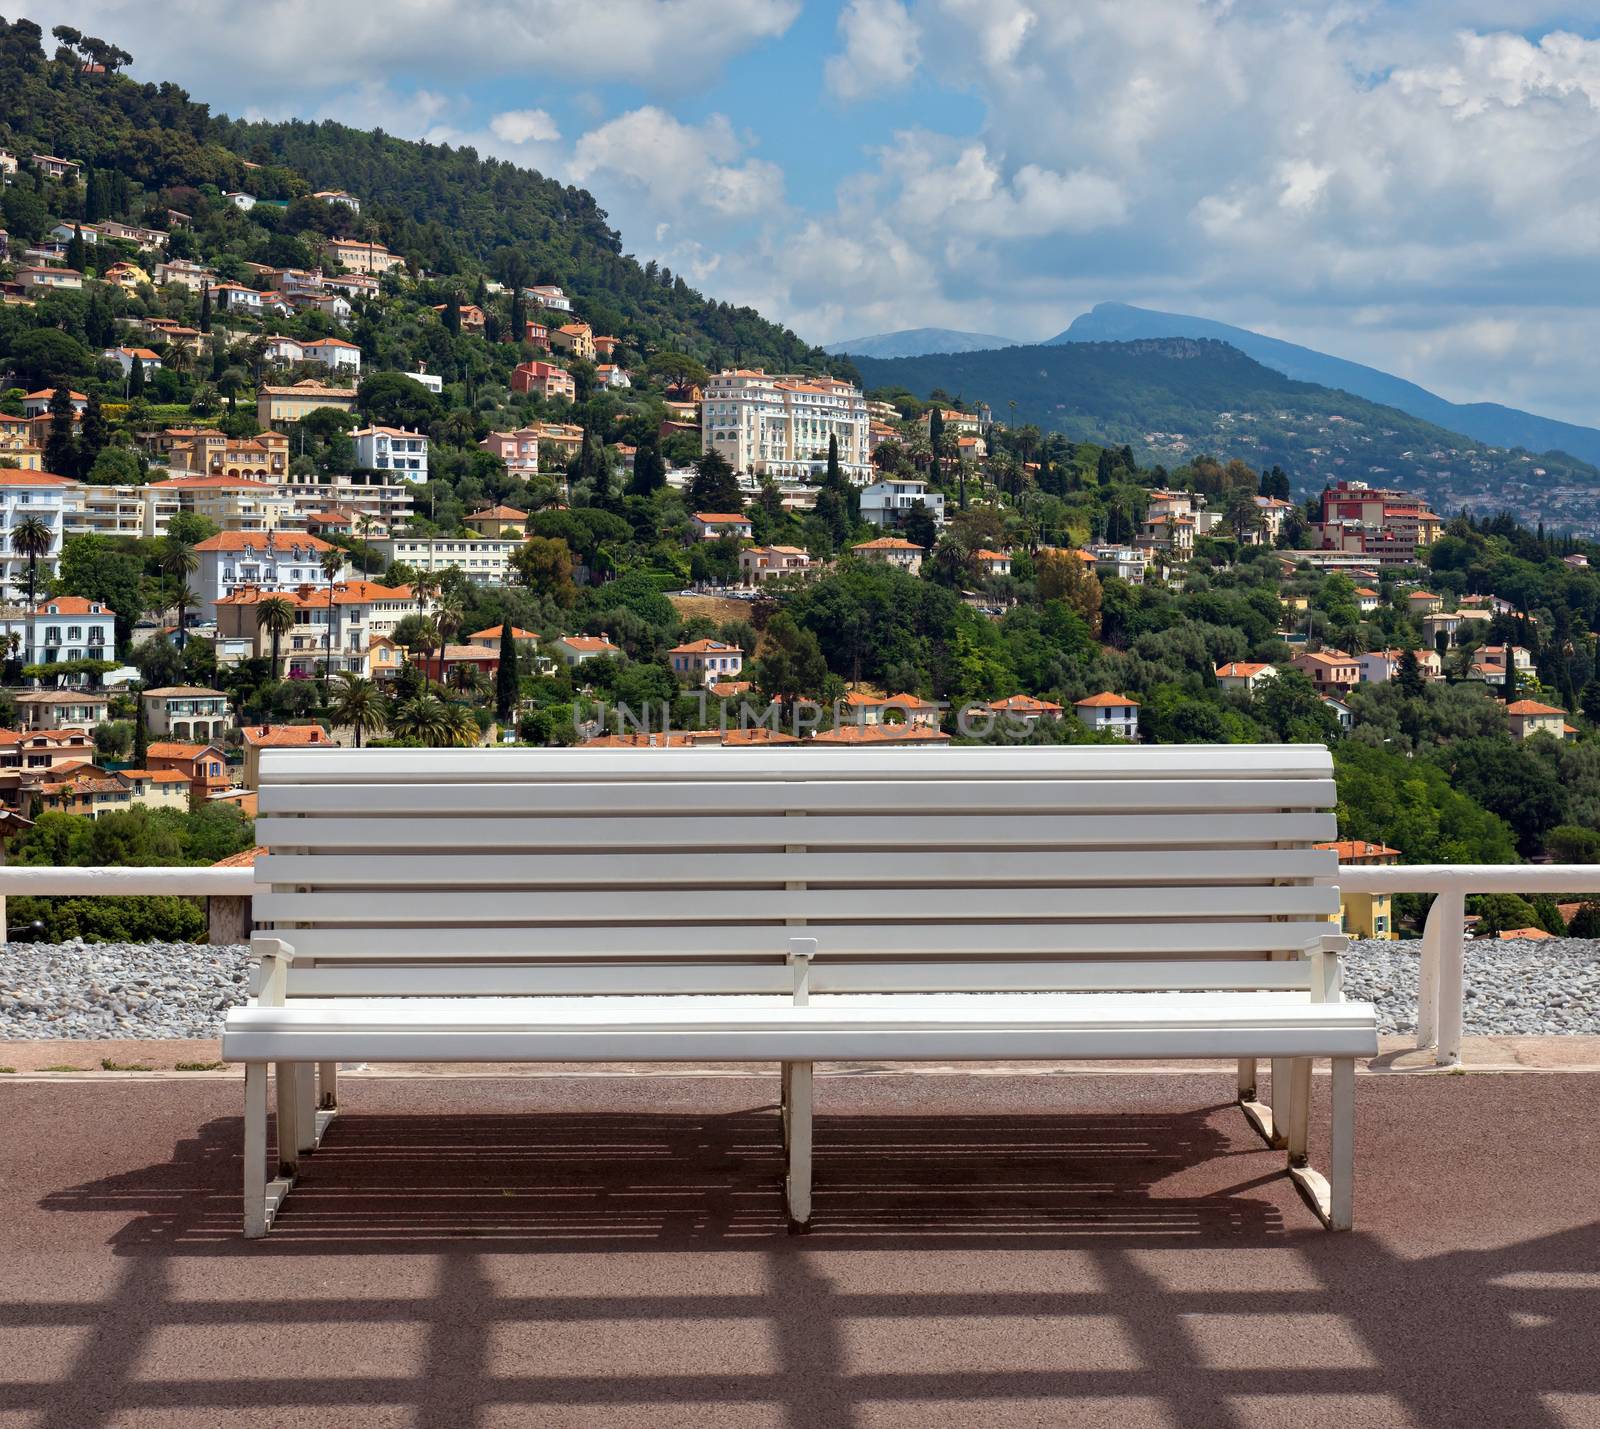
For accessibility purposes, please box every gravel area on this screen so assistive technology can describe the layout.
[2,937,1599,1041]
[0,942,250,1040]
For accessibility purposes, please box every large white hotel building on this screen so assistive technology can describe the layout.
[701,370,873,482]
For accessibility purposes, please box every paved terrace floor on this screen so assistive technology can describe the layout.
[2,1067,1599,1428]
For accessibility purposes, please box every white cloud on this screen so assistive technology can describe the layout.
[570,108,784,222]
[39,0,801,107]
[825,0,922,102]
[489,109,560,145]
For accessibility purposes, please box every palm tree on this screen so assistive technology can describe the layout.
[255,594,295,678]
[319,549,344,695]
[442,701,481,747]
[447,663,488,700]
[331,672,385,748]
[158,536,198,642]
[389,692,452,745]
[10,514,53,609]
[433,594,463,684]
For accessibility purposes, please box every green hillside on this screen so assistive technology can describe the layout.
[855,338,1600,528]
[0,16,839,374]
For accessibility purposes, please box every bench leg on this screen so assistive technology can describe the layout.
[1238,1057,1280,1147]
[784,1061,813,1229]
[244,1063,294,1239]
[295,1063,318,1156]
[1287,1057,1357,1231]
[274,1061,301,1176]
[780,1060,793,1152]
[1266,1057,1290,1148]
[318,1061,338,1110]
[1285,1057,1312,1167]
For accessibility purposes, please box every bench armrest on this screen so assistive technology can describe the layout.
[247,937,297,1007]
[1302,931,1347,1003]
[788,936,817,1007]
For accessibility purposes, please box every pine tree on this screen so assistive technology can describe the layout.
[690,449,742,513]
[629,437,665,497]
[496,620,519,726]
[1396,647,1425,699]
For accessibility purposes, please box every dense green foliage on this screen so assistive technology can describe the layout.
[853,339,1600,504]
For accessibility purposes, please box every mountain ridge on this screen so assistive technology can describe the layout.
[851,336,1600,530]
[1053,302,1600,466]
[827,327,1020,359]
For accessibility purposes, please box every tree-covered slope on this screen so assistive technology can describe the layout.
[0,15,840,374]
[1055,302,1600,467]
[853,338,1600,523]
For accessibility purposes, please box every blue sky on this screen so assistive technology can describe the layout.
[42,1,1600,427]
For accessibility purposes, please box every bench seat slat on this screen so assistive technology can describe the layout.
[259,745,1334,784]
[255,811,1336,851]
[273,920,1340,960]
[287,960,1323,998]
[257,778,1336,817]
[222,993,1378,1063]
[259,848,1334,888]
[256,884,1339,925]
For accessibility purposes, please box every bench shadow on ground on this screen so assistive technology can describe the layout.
[19,1103,1600,1428]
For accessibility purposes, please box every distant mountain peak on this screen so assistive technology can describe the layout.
[1049,303,1600,466]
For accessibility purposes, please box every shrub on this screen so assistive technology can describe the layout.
[5,895,206,943]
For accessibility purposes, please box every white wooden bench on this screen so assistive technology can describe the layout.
[224,745,1376,1237]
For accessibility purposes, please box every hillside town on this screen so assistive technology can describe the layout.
[4,36,1600,947]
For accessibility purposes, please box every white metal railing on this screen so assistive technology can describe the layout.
[0,864,1595,1068]
[1335,864,1600,1066]
[0,866,254,942]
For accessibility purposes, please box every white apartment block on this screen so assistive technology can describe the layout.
[860,478,946,528]
[0,471,74,601]
[276,474,414,532]
[353,427,429,483]
[702,370,872,482]
[369,535,522,585]
[0,596,115,675]
[187,532,352,623]
[217,580,427,679]
[64,484,178,540]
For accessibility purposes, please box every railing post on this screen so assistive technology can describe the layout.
[1416,894,1442,1050]
[1434,888,1467,1067]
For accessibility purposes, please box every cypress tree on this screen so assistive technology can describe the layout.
[43,385,76,475]
[80,390,108,474]
[1503,652,1518,703]
[496,621,519,726]
[133,697,148,768]
[66,222,86,273]
[198,283,211,333]
[826,433,841,487]
[126,351,145,398]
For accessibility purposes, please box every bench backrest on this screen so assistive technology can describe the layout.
[254,745,1342,1000]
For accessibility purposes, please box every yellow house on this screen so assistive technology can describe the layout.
[257,380,360,427]
[1316,838,1399,939]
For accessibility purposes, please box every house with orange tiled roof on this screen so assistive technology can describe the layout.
[1354,586,1380,612]
[510,361,576,402]
[553,633,623,667]
[30,764,190,819]
[1316,838,1400,939]
[1074,691,1139,740]
[851,535,925,574]
[303,336,363,374]
[463,504,528,536]
[691,512,753,542]
[1505,699,1570,742]
[102,346,162,378]
[987,693,1063,723]
[974,548,1012,577]
[550,322,595,360]
[1291,648,1360,693]
[12,690,111,732]
[0,727,96,803]
[144,742,231,806]
[1215,661,1278,693]
[215,580,422,679]
[738,544,812,586]
[0,596,114,678]
[240,724,333,791]
[670,639,745,686]
[811,722,951,746]
[21,388,86,418]
[838,691,943,728]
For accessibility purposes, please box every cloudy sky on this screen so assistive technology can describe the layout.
[38,0,1600,426]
